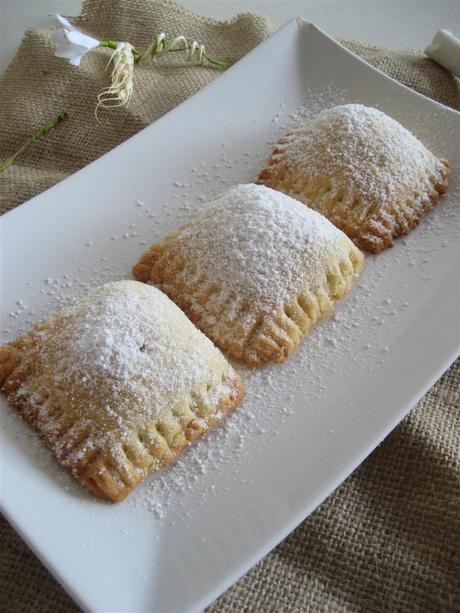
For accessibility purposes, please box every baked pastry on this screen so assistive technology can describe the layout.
[0,281,244,502]
[257,104,450,253]
[133,184,364,366]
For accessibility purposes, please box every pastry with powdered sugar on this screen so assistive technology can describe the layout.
[257,104,450,253]
[0,280,244,501]
[133,184,364,366]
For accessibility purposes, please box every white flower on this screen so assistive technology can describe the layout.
[52,14,100,66]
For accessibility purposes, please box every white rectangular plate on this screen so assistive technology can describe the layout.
[1,20,459,613]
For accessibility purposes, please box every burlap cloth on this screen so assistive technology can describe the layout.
[0,1,459,611]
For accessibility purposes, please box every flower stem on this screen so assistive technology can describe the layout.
[101,36,228,68]
[136,36,229,68]
[0,111,68,173]
[101,39,141,61]
[100,39,118,50]
[204,53,229,69]
[159,47,229,69]
[139,37,161,62]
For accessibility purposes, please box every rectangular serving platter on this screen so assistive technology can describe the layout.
[0,19,459,613]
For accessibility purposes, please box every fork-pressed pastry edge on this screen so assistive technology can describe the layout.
[0,311,244,503]
[133,236,364,366]
[257,143,450,254]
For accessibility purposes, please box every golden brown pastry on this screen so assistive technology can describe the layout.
[133,184,364,366]
[0,281,244,502]
[257,104,450,253]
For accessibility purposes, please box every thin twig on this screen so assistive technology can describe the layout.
[0,111,68,173]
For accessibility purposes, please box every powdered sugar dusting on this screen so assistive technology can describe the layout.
[14,281,236,462]
[275,103,445,205]
[173,183,350,323]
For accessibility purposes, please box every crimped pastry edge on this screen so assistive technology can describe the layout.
[0,330,245,502]
[133,239,364,366]
[257,136,450,254]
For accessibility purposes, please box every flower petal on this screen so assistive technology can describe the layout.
[54,48,80,60]
[66,30,100,50]
[54,41,90,59]
[69,54,84,66]
[56,14,75,30]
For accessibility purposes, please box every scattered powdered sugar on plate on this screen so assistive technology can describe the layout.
[1,82,458,529]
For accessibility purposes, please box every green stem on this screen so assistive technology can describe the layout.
[100,39,118,51]
[203,53,229,69]
[100,39,142,61]
[100,37,228,69]
[138,37,160,62]
[150,47,229,69]
[0,111,68,173]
